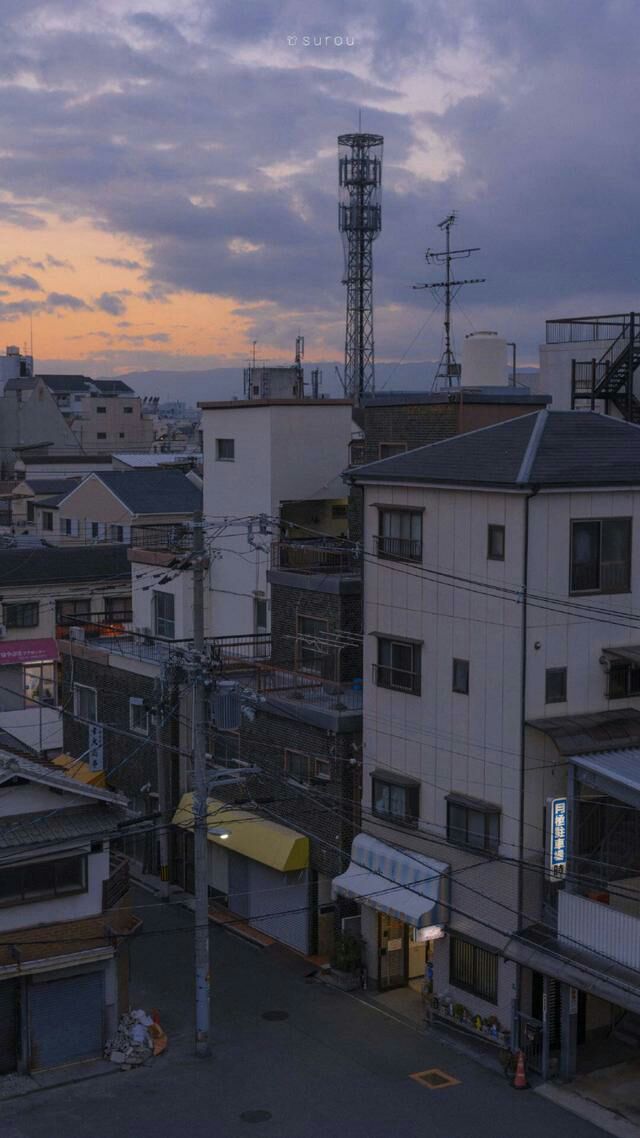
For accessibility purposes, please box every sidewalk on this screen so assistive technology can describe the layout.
[0,1058,118,1102]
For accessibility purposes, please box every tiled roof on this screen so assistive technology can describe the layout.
[22,478,81,496]
[34,374,94,394]
[0,543,129,586]
[0,803,128,850]
[0,908,141,969]
[94,470,202,514]
[93,379,134,394]
[349,411,640,489]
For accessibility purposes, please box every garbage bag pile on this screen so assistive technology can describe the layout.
[105,1009,167,1067]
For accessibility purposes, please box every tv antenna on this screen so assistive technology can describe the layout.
[413,213,485,390]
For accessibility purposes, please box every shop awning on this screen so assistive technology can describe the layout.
[52,753,107,788]
[332,834,448,929]
[503,925,640,1016]
[0,638,59,666]
[172,794,309,872]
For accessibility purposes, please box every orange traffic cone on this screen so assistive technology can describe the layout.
[512,1049,529,1090]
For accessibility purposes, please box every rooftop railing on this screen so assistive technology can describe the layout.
[130,523,194,552]
[546,313,635,345]
[255,664,363,712]
[58,616,271,668]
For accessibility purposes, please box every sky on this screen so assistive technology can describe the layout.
[0,0,638,382]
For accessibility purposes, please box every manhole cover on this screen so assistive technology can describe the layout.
[261,1010,289,1021]
[240,1110,272,1123]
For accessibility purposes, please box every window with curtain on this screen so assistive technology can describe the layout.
[376,509,422,562]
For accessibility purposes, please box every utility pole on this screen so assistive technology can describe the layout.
[191,509,211,1057]
[154,676,170,901]
[413,213,485,391]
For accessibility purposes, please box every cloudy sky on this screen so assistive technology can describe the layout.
[0,0,637,379]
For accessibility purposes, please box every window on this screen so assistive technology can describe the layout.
[376,508,422,562]
[97,432,107,440]
[25,662,56,705]
[56,598,90,625]
[153,590,175,638]
[450,936,498,1003]
[26,501,35,522]
[0,855,86,907]
[447,798,499,853]
[4,602,39,628]
[111,525,124,542]
[374,636,421,695]
[74,683,97,722]
[608,661,640,699]
[123,406,133,414]
[283,749,332,783]
[379,442,407,459]
[119,432,125,439]
[452,658,469,694]
[105,594,132,621]
[254,597,268,635]
[97,406,106,414]
[571,518,631,594]
[91,521,101,539]
[296,614,329,676]
[372,774,419,827]
[545,667,567,704]
[129,697,149,735]
[487,524,505,561]
[42,511,53,532]
[216,438,235,461]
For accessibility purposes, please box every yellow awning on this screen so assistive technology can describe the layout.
[172,793,309,872]
[52,753,107,788]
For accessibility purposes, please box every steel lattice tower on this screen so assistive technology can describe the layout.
[338,132,383,402]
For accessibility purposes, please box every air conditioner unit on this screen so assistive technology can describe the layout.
[69,626,86,642]
[341,915,361,938]
[0,624,7,639]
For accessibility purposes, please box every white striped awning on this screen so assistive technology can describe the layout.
[332,834,448,928]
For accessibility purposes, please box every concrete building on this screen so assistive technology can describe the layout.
[0,752,139,1075]
[199,398,354,638]
[0,345,33,387]
[0,544,130,754]
[535,311,640,422]
[338,410,640,1078]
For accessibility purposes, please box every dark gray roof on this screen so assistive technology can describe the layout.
[349,411,640,489]
[95,470,202,514]
[34,374,93,394]
[0,803,127,850]
[527,709,640,755]
[0,543,130,586]
[93,379,134,395]
[23,478,80,496]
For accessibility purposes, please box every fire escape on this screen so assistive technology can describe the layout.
[568,313,640,422]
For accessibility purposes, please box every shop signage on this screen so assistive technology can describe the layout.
[88,723,104,772]
[549,797,568,880]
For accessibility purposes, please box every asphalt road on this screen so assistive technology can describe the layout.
[2,890,606,1138]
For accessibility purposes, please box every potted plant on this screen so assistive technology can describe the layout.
[329,933,362,991]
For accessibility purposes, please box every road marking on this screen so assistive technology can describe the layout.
[410,1067,460,1090]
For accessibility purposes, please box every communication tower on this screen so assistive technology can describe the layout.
[338,132,383,402]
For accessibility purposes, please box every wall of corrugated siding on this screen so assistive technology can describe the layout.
[558,891,640,971]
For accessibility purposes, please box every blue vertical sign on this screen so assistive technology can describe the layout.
[550,797,567,879]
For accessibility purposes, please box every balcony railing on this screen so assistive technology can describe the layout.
[57,611,133,640]
[558,889,640,971]
[59,616,271,667]
[271,540,360,575]
[372,662,421,696]
[130,523,193,552]
[255,664,362,712]
[571,560,630,594]
[374,535,422,562]
[102,853,130,911]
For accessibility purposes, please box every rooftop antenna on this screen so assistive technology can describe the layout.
[251,340,257,368]
[413,213,485,390]
[338,129,383,403]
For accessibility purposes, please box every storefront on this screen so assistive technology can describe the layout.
[173,794,311,953]
[332,834,449,990]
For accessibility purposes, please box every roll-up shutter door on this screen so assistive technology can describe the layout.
[29,971,103,1071]
[0,980,18,1074]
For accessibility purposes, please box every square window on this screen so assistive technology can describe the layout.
[372,775,419,826]
[545,667,567,704]
[97,432,107,440]
[376,508,422,562]
[571,518,631,594]
[450,936,498,1003]
[375,637,421,695]
[74,683,97,722]
[452,658,469,694]
[487,524,505,561]
[3,602,39,628]
[97,406,107,414]
[123,406,133,413]
[284,749,310,782]
[379,442,408,459]
[447,798,500,854]
[216,438,235,461]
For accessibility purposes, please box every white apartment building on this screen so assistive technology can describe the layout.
[337,409,640,1078]
[199,399,354,638]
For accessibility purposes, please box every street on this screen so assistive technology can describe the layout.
[2,891,606,1138]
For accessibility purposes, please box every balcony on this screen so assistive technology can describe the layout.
[271,539,359,575]
[58,616,271,669]
[255,664,362,732]
[558,889,640,972]
[130,523,193,553]
[546,313,633,345]
[374,534,422,562]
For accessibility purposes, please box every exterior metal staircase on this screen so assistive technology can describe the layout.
[570,313,640,422]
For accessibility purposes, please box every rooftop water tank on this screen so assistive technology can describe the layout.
[461,332,508,387]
